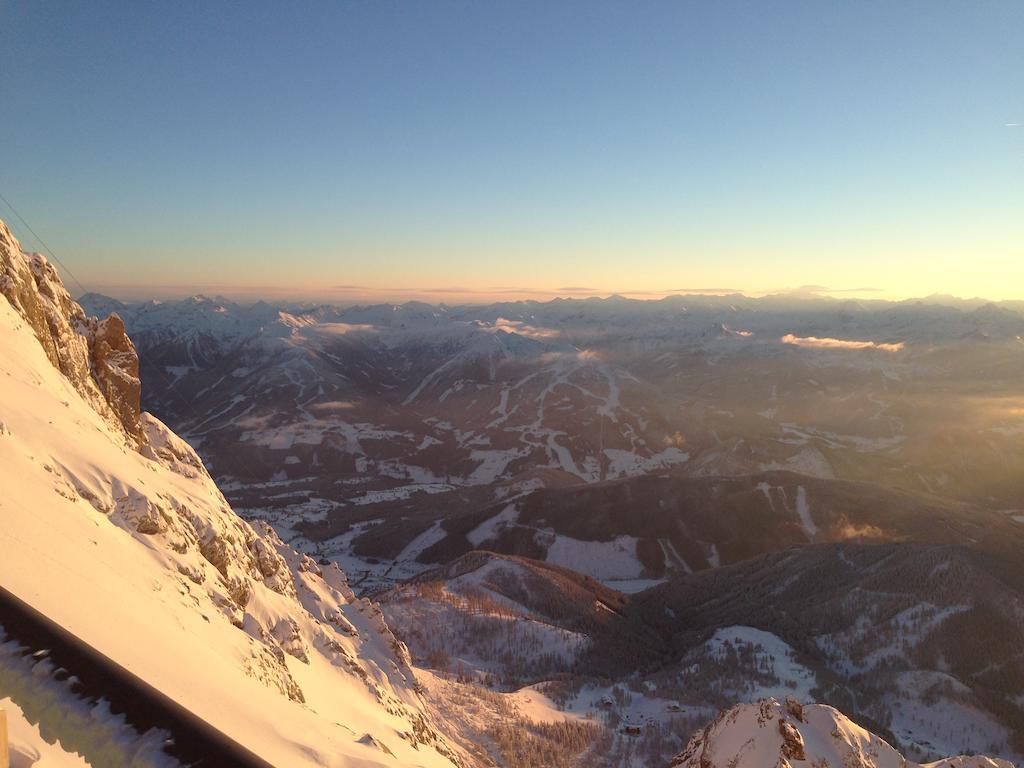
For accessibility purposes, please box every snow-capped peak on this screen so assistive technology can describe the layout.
[669,697,1013,768]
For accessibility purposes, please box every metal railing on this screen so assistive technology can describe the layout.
[0,585,271,768]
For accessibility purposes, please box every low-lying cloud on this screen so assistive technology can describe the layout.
[310,401,357,413]
[665,287,743,295]
[539,349,600,363]
[781,334,905,352]
[725,327,753,338]
[315,322,378,335]
[492,317,561,340]
[834,521,887,540]
[786,285,884,296]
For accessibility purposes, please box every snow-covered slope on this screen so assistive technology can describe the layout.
[669,697,1014,768]
[0,219,461,767]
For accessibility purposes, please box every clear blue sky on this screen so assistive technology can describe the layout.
[2,1,1022,301]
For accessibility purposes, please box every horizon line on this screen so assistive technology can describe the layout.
[76,284,1021,308]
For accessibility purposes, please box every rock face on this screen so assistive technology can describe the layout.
[89,312,143,438]
[668,698,1016,768]
[0,219,143,442]
[778,717,805,761]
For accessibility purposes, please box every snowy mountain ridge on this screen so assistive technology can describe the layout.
[0,219,462,767]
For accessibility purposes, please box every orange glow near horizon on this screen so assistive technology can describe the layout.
[72,281,994,306]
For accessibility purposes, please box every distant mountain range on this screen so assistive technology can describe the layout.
[77,289,1024,587]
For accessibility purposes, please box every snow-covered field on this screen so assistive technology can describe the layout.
[544,535,645,581]
[703,626,818,701]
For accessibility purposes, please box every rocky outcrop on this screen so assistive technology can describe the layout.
[784,694,804,722]
[89,313,142,438]
[0,219,143,442]
[778,717,805,761]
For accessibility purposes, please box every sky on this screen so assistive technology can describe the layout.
[1,1,1022,303]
